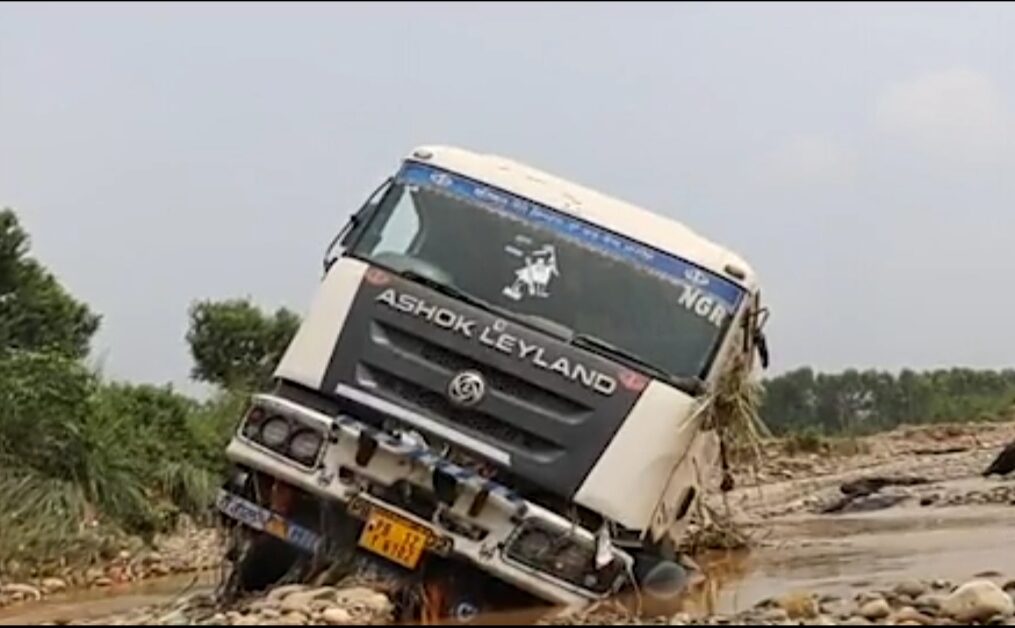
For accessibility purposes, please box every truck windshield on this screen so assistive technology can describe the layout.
[348,162,746,382]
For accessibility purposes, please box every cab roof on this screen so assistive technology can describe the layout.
[405,145,757,291]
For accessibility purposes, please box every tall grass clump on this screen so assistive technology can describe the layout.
[0,350,242,569]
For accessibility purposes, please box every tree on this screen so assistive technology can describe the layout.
[0,209,100,359]
[186,298,301,389]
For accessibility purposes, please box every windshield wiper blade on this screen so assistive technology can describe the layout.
[571,333,705,396]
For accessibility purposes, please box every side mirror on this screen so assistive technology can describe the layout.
[755,330,770,369]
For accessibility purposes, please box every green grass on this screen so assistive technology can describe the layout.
[0,350,245,570]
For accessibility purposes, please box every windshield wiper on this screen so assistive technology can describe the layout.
[571,333,706,397]
[396,270,571,341]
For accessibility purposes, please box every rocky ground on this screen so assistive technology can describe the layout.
[3,420,1015,625]
[77,584,396,626]
[550,577,1015,626]
[0,523,223,609]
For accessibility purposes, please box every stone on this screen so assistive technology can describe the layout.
[266,584,310,603]
[860,599,892,620]
[84,568,105,584]
[279,611,308,625]
[280,587,339,614]
[843,618,870,626]
[895,580,928,599]
[149,564,171,577]
[322,607,353,625]
[334,587,394,619]
[760,608,789,622]
[93,577,113,588]
[914,593,943,612]
[894,606,935,625]
[942,580,1015,623]
[258,609,281,620]
[40,578,67,594]
[1,584,42,601]
[142,552,164,565]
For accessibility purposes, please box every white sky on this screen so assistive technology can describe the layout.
[3,2,1014,393]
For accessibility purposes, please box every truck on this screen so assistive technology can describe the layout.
[214,145,770,621]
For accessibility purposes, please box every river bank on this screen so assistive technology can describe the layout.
[3,420,1014,625]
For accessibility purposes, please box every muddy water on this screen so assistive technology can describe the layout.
[683,502,1015,616]
[3,501,1013,624]
[0,572,218,626]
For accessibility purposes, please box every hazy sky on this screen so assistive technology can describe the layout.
[3,2,1015,393]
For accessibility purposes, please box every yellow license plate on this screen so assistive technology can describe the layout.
[358,508,430,570]
[264,516,288,539]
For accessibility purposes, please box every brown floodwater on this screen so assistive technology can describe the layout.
[3,498,1014,624]
[0,571,218,626]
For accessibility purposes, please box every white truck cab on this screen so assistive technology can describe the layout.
[216,146,768,620]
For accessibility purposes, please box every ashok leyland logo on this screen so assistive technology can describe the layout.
[447,370,487,407]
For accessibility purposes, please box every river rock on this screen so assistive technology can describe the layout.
[93,577,113,588]
[279,611,308,625]
[334,587,394,619]
[914,593,943,611]
[895,580,928,599]
[322,607,353,625]
[760,607,789,622]
[842,618,871,626]
[280,587,338,613]
[266,584,310,604]
[40,578,67,594]
[894,606,935,625]
[942,580,1015,623]
[859,598,891,620]
[1,584,42,601]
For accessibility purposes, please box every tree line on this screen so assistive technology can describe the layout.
[760,367,1015,436]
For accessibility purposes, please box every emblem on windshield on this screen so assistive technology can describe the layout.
[430,172,453,187]
[447,370,487,407]
[684,268,710,287]
[502,238,559,301]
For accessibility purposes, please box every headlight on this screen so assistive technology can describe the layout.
[260,417,291,449]
[288,430,323,466]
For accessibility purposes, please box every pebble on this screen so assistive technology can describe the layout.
[266,584,309,603]
[895,580,928,599]
[760,608,788,622]
[942,580,1015,623]
[40,578,67,594]
[859,598,892,620]
[0,584,42,601]
[279,587,338,613]
[894,606,935,625]
[322,607,353,625]
[775,591,819,619]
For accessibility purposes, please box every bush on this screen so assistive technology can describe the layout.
[0,351,244,566]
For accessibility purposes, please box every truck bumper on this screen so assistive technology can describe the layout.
[220,392,633,611]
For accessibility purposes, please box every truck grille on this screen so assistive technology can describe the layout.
[379,323,588,418]
[363,366,561,457]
